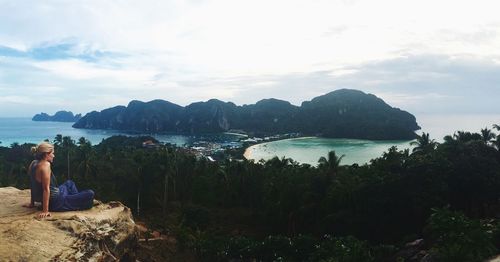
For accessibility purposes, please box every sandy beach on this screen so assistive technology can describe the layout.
[243,145,254,159]
[243,136,315,160]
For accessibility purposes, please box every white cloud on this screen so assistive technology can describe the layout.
[33,59,158,83]
[376,92,454,108]
[0,95,29,104]
[1,0,500,116]
[39,86,64,93]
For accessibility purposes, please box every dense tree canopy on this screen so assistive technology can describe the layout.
[1,125,499,261]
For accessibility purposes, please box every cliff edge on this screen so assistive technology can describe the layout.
[0,187,138,261]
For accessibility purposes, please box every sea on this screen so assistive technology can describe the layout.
[0,118,244,147]
[245,113,500,165]
[1,114,499,165]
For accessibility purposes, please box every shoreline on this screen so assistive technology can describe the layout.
[243,136,316,160]
[242,136,416,162]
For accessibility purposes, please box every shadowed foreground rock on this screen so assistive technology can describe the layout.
[0,187,138,261]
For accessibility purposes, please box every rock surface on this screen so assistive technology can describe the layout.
[0,187,137,261]
[393,238,431,262]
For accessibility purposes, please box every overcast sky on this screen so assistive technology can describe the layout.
[1,0,500,117]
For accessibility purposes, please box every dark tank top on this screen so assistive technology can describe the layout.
[30,160,59,202]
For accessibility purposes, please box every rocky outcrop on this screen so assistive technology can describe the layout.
[0,187,137,261]
[393,239,434,262]
[32,111,82,122]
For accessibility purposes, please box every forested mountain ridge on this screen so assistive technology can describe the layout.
[73,89,420,140]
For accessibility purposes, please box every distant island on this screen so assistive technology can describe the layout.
[32,111,82,122]
[73,89,420,140]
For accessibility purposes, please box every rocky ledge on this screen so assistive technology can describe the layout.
[0,187,138,261]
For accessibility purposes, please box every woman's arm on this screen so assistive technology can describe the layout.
[38,162,51,218]
[23,161,35,208]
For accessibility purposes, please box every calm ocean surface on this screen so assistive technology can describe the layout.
[245,113,500,165]
[0,118,243,147]
[1,114,499,165]
[245,138,413,165]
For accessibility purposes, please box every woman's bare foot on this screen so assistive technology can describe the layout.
[22,203,35,208]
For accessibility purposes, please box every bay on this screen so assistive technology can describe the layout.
[2,114,499,165]
[245,137,412,166]
[0,118,243,147]
[245,114,500,165]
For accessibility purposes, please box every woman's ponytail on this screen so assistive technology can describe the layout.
[32,142,54,160]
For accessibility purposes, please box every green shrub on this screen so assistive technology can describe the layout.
[193,234,376,262]
[291,234,319,261]
[425,207,497,262]
[259,235,294,261]
[371,244,397,262]
[309,235,374,262]
[182,205,211,230]
[173,226,197,252]
[194,234,227,261]
[225,236,260,260]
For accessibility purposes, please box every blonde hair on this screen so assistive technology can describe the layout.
[31,142,54,160]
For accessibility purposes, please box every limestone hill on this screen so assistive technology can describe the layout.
[73,89,420,140]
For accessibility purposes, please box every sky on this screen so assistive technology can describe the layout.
[1,0,500,118]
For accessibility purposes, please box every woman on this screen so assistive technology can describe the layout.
[23,142,95,219]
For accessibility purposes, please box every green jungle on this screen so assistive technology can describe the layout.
[1,127,500,261]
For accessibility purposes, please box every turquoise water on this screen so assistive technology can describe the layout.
[0,118,243,146]
[245,114,500,165]
[2,114,499,165]
[246,137,413,165]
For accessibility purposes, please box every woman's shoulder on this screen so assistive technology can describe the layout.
[37,160,51,169]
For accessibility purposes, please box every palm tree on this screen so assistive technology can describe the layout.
[53,134,63,146]
[443,134,455,144]
[76,137,95,179]
[455,131,468,142]
[173,149,178,201]
[318,150,344,181]
[133,150,146,217]
[447,131,482,143]
[410,132,437,153]
[493,134,500,151]
[62,136,75,180]
[158,148,174,215]
[77,137,91,147]
[480,127,496,145]
[493,124,500,131]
